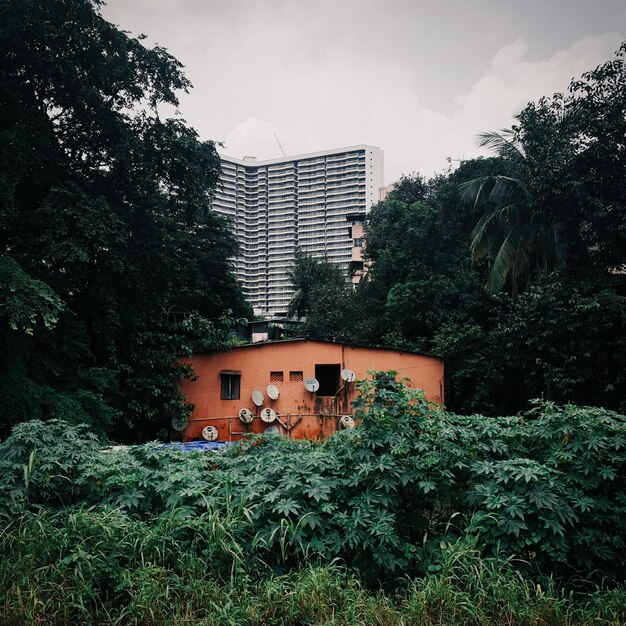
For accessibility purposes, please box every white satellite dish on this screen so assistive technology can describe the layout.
[202,425,218,441]
[238,408,254,423]
[341,368,356,383]
[171,416,188,432]
[260,407,277,423]
[251,390,264,406]
[339,415,355,430]
[267,384,280,400]
[264,424,280,435]
[304,377,320,393]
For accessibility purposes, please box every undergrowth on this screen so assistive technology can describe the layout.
[1,373,626,623]
[2,510,626,625]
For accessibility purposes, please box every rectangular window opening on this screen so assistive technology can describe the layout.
[270,371,284,382]
[289,371,303,382]
[315,364,341,396]
[221,372,241,400]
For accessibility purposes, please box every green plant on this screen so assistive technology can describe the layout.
[2,375,626,602]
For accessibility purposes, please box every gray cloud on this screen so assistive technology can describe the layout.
[101,0,625,182]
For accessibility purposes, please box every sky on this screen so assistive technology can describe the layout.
[101,0,625,185]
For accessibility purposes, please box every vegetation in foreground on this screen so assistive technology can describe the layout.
[3,530,626,625]
[2,375,626,624]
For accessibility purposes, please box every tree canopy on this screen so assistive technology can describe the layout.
[0,0,250,440]
[461,41,626,296]
[292,43,626,416]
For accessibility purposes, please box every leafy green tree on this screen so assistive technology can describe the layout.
[493,276,626,412]
[358,164,497,349]
[288,252,348,320]
[328,164,506,412]
[287,252,375,343]
[300,278,358,342]
[567,41,626,273]
[459,122,571,296]
[461,41,626,296]
[356,44,626,416]
[0,257,64,335]
[0,0,249,439]
[383,172,429,204]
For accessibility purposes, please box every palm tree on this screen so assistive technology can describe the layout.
[460,127,566,297]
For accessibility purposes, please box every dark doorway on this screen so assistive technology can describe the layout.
[315,364,340,396]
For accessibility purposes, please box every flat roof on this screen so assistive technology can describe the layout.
[197,337,439,361]
[219,145,381,167]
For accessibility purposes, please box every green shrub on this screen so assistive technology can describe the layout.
[1,372,626,602]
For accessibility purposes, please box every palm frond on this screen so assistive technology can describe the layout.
[489,176,531,204]
[484,223,532,296]
[477,129,526,162]
[459,176,491,207]
[470,203,519,260]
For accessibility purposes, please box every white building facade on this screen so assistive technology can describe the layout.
[211,145,384,317]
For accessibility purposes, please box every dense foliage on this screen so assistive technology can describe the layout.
[287,252,361,341]
[0,0,249,440]
[1,3,625,619]
[2,375,626,622]
[294,44,626,417]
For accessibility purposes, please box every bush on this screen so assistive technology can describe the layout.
[1,373,626,621]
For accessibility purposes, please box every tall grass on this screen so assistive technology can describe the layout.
[2,390,626,624]
[2,507,626,625]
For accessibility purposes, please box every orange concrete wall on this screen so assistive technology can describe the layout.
[179,340,443,442]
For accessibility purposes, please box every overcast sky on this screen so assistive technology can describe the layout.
[101,0,625,184]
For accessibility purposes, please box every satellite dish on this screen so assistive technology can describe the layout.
[339,415,355,430]
[238,408,254,423]
[264,424,280,435]
[251,390,264,406]
[171,416,188,432]
[341,368,356,383]
[260,407,277,423]
[267,384,280,400]
[202,425,218,441]
[304,377,320,393]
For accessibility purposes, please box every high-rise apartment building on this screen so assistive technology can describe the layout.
[211,145,384,317]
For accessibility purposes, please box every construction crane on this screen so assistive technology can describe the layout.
[274,134,287,157]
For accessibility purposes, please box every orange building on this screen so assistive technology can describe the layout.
[178,339,444,442]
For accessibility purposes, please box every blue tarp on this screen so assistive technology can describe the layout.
[159,440,233,452]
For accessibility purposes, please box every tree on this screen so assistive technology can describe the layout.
[358,164,498,351]
[461,41,626,296]
[286,252,366,342]
[300,277,358,342]
[347,46,626,417]
[0,0,250,439]
[287,252,346,320]
[383,172,428,204]
[459,118,573,297]
[568,41,626,273]
[491,276,626,412]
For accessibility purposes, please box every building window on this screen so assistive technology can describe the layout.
[353,238,363,248]
[289,371,303,381]
[270,371,284,382]
[221,372,241,400]
[315,364,341,396]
